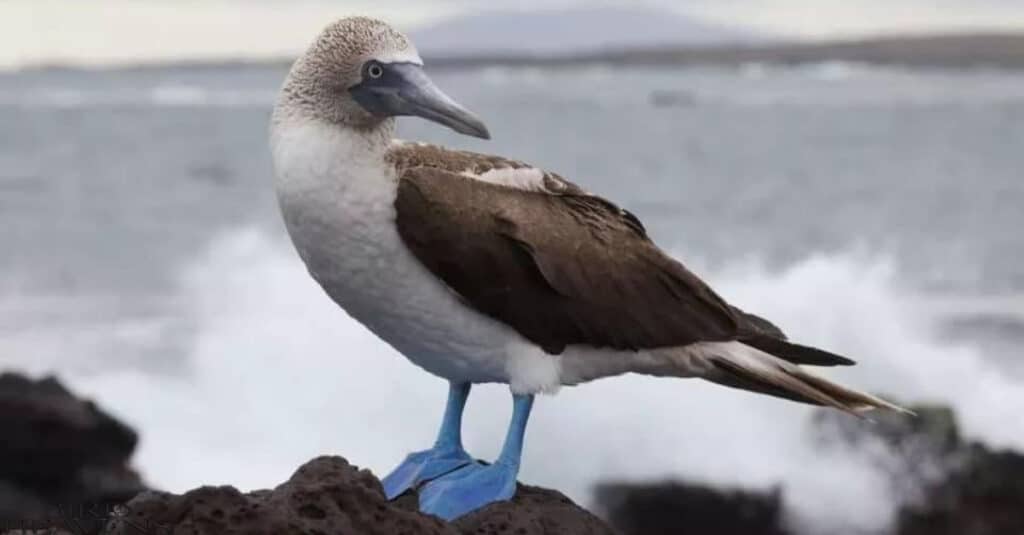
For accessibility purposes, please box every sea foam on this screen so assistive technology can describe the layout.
[38,228,1024,534]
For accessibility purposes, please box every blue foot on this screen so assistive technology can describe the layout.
[418,461,519,520]
[381,447,475,499]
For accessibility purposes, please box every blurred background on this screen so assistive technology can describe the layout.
[3,1,1024,534]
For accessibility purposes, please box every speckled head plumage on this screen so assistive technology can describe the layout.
[278,17,421,127]
[303,17,422,85]
[276,17,488,139]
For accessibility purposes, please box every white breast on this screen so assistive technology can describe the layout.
[270,117,549,388]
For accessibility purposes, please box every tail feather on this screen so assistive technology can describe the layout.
[704,342,910,416]
[731,308,856,367]
[742,337,856,367]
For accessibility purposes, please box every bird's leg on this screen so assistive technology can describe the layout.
[418,392,535,520]
[381,382,476,499]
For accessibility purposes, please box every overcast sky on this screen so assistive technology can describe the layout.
[8,0,1024,68]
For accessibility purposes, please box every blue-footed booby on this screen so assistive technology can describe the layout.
[270,17,907,521]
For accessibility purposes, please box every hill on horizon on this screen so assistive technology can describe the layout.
[410,6,769,57]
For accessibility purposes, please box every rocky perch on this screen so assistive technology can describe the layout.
[106,456,613,535]
[0,372,612,535]
[3,370,1024,535]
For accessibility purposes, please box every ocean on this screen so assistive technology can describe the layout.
[2,62,1022,533]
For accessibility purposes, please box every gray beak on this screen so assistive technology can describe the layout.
[350,62,490,140]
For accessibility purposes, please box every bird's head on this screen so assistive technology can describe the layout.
[280,17,490,139]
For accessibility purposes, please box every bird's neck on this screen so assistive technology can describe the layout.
[270,110,400,207]
[272,100,396,163]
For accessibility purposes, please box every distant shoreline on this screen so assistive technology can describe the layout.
[9,32,1024,73]
[429,32,1024,71]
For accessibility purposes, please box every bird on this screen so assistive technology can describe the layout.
[269,16,908,521]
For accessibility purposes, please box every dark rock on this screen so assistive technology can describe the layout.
[594,404,1024,535]
[811,404,957,503]
[455,483,613,535]
[105,456,613,535]
[897,446,1024,535]
[0,372,146,535]
[812,402,1024,534]
[594,480,790,535]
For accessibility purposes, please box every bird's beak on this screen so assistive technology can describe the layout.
[350,62,491,140]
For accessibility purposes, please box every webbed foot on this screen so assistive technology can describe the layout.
[418,461,519,520]
[381,447,476,499]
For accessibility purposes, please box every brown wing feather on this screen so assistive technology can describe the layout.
[390,144,854,366]
[394,165,740,354]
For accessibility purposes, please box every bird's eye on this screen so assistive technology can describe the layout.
[367,62,384,79]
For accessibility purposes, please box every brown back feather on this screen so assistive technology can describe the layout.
[389,143,854,368]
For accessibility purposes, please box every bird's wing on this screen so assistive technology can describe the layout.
[387,143,852,365]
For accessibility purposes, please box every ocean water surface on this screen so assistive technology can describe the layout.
[2,62,1023,533]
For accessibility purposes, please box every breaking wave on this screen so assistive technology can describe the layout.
[25,228,1024,534]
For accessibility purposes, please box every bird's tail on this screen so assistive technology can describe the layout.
[695,342,910,416]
